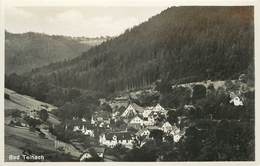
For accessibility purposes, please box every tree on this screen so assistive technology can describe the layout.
[68,88,81,101]
[149,129,164,145]
[160,86,191,108]
[5,93,10,99]
[11,109,21,120]
[101,103,112,113]
[192,84,206,100]
[124,146,158,161]
[39,109,49,121]
[167,110,178,124]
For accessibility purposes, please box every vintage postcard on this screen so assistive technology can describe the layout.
[0,0,258,165]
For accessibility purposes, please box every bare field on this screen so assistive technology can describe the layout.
[5,88,58,112]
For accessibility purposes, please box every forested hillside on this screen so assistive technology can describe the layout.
[7,6,254,96]
[5,31,109,74]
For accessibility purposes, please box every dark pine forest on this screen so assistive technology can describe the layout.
[17,7,254,93]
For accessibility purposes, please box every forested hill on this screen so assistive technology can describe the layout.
[23,6,254,94]
[5,31,109,74]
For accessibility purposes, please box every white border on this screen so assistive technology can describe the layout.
[0,0,259,166]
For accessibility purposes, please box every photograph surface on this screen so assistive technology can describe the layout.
[4,4,255,162]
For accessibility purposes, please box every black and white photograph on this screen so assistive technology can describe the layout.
[1,0,257,163]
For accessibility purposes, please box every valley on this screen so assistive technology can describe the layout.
[4,6,255,162]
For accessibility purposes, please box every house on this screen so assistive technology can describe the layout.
[128,116,144,129]
[99,131,134,149]
[110,96,129,110]
[184,104,196,111]
[98,122,110,128]
[111,111,120,120]
[135,128,150,138]
[73,122,95,137]
[80,147,105,161]
[81,118,87,122]
[170,127,186,143]
[81,125,95,137]
[121,103,144,118]
[230,96,243,106]
[91,111,111,126]
[152,104,168,115]
[143,107,153,119]
[171,124,180,133]
[160,121,173,133]
[143,113,155,126]
[229,93,243,106]
[73,125,81,131]
[80,150,92,161]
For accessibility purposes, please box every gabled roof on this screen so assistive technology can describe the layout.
[152,104,167,113]
[162,121,172,127]
[121,103,144,118]
[143,109,153,117]
[131,103,145,114]
[135,128,150,136]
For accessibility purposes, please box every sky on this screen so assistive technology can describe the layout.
[5,6,168,37]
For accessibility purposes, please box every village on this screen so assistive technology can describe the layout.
[5,76,249,161]
[5,87,189,161]
[60,101,188,161]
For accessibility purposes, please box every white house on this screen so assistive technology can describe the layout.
[73,125,81,132]
[91,111,111,126]
[170,127,185,143]
[136,128,150,137]
[173,135,182,143]
[152,104,168,115]
[128,116,144,129]
[160,122,173,133]
[73,125,94,137]
[143,114,155,126]
[129,116,144,125]
[99,131,134,149]
[121,104,137,118]
[81,125,95,137]
[143,107,153,118]
[80,151,92,161]
[121,103,144,118]
[79,147,105,161]
[230,96,243,106]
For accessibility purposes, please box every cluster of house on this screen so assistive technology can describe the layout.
[72,103,185,150]
[99,103,185,149]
